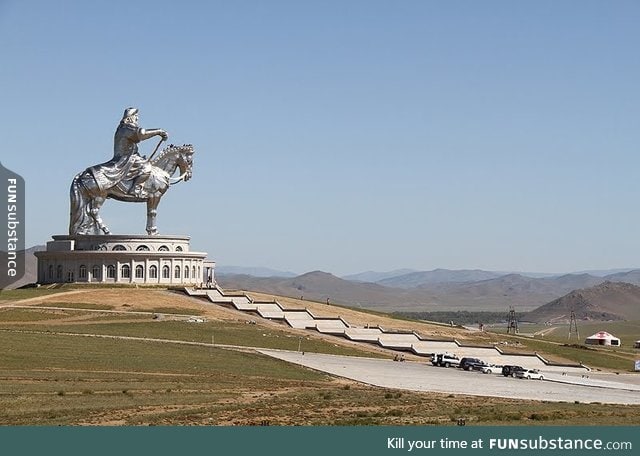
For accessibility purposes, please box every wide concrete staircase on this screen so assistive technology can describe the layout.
[184,286,587,372]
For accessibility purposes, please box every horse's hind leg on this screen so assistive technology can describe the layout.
[90,196,110,234]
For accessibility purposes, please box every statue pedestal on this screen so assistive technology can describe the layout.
[35,234,212,286]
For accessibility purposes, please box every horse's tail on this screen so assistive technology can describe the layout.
[69,172,92,235]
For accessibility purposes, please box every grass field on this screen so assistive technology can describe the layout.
[485,320,640,371]
[2,288,640,425]
[528,321,640,349]
[0,288,65,301]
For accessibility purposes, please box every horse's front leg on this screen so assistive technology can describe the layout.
[90,195,110,234]
[146,197,159,235]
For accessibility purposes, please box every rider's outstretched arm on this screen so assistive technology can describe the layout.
[139,128,168,141]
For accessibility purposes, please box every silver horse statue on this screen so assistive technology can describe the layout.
[69,144,194,235]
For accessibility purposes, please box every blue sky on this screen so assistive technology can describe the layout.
[1,1,639,275]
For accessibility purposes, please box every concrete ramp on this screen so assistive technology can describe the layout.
[410,340,459,355]
[315,319,348,334]
[377,333,420,349]
[204,288,224,299]
[344,327,384,342]
[284,311,317,329]
[256,303,285,319]
[225,298,257,311]
[453,346,502,358]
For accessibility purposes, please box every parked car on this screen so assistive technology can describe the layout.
[431,353,460,368]
[516,369,545,380]
[480,364,501,374]
[459,357,485,371]
[502,365,527,377]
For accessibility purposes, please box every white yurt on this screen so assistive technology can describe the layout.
[584,331,621,346]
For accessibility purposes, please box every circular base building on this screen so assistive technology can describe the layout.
[35,234,212,286]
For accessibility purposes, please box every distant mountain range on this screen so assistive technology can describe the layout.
[376,269,504,288]
[339,267,640,286]
[217,268,640,313]
[342,269,418,283]
[10,247,640,321]
[216,265,297,278]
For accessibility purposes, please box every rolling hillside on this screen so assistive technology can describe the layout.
[218,271,609,312]
[526,281,640,323]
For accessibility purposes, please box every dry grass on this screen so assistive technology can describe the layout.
[2,288,640,425]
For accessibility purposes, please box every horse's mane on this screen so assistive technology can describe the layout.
[151,144,194,166]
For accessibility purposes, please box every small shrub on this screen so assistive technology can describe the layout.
[504,413,522,421]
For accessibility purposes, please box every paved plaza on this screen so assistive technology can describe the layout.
[259,349,640,405]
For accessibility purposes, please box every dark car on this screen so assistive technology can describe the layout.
[502,365,526,377]
[459,357,485,371]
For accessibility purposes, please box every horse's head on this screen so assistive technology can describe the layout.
[174,144,194,181]
[152,144,195,182]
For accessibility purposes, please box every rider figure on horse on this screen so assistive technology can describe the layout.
[91,107,168,197]
[69,108,194,236]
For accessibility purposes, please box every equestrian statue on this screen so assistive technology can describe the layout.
[69,107,194,235]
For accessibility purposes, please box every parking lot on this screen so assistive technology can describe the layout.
[259,349,640,405]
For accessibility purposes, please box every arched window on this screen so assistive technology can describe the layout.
[107,265,116,279]
[92,265,101,280]
[79,265,87,279]
[162,265,170,279]
[184,266,189,278]
[149,265,158,279]
[121,264,131,279]
[48,265,53,279]
[135,265,144,279]
[192,266,196,279]
[174,266,181,279]
[112,244,126,251]
[158,245,170,252]
[56,265,63,280]
[175,246,183,252]
[136,245,150,251]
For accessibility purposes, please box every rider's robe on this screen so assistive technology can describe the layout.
[89,122,151,192]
